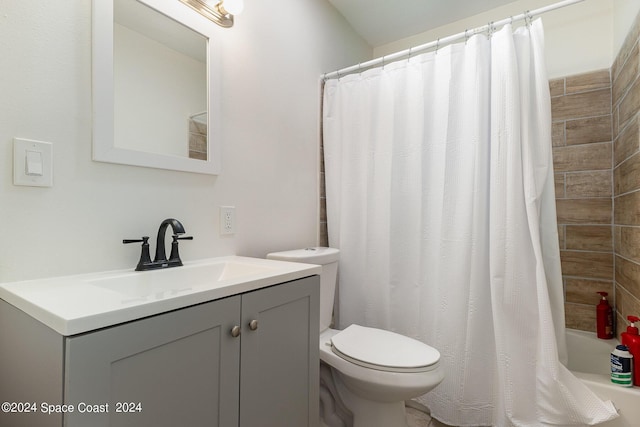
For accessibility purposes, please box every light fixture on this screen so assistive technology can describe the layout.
[179,0,244,28]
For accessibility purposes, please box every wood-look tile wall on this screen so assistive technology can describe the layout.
[551,69,614,332]
[319,142,328,247]
[188,118,207,160]
[612,10,640,339]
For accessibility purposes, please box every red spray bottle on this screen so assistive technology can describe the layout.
[621,315,640,386]
[596,291,613,339]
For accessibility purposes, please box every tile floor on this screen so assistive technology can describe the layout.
[406,407,452,427]
[319,406,452,427]
[406,406,433,426]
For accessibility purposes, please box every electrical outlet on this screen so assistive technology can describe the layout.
[220,206,236,235]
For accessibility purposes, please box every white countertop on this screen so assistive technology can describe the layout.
[0,256,321,336]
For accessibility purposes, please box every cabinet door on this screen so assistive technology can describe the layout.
[240,276,319,427]
[64,296,241,427]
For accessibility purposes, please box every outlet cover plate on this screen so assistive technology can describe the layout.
[220,206,235,235]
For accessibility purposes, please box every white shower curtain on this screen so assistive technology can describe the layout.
[322,20,618,427]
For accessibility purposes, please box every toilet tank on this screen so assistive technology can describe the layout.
[266,247,339,333]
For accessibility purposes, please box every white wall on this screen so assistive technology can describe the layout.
[614,0,640,53]
[374,0,614,79]
[0,0,370,282]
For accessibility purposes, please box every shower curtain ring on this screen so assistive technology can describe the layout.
[525,10,532,27]
[435,38,440,54]
[407,46,412,62]
[464,29,469,45]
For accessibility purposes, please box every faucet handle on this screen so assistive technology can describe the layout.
[169,234,193,263]
[123,236,152,271]
[123,236,149,244]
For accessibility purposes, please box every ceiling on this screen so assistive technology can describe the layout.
[327,0,521,47]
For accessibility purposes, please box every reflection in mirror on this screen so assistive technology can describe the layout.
[92,0,221,174]
[188,112,208,160]
[114,0,207,160]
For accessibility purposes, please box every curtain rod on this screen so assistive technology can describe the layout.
[323,0,584,80]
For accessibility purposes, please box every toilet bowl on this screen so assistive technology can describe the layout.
[321,327,443,427]
[267,247,444,427]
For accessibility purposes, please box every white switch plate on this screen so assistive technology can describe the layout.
[220,206,236,235]
[13,138,53,187]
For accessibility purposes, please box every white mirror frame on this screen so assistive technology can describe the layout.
[92,0,221,175]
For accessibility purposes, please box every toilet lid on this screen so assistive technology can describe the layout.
[330,324,440,373]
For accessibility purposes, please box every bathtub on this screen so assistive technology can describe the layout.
[566,329,640,427]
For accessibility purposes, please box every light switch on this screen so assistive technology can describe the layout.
[25,150,44,176]
[13,138,53,187]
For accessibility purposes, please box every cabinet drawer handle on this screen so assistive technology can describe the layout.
[230,325,241,337]
[249,319,258,331]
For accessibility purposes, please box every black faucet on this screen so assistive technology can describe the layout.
[123,218,193,271]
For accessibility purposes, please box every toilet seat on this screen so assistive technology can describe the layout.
[330,324,440,373]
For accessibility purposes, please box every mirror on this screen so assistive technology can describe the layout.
[92,0,221,174]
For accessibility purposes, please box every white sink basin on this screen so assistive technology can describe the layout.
[0,256,321,336]
[89,260,278,300]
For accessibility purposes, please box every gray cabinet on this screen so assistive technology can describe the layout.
[0,276,319,427]
[65,295,241,427]
[240,277,320,427]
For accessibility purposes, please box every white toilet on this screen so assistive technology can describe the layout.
[267,247,444,427]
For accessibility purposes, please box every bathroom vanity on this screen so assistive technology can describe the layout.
[0,257,320,427]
